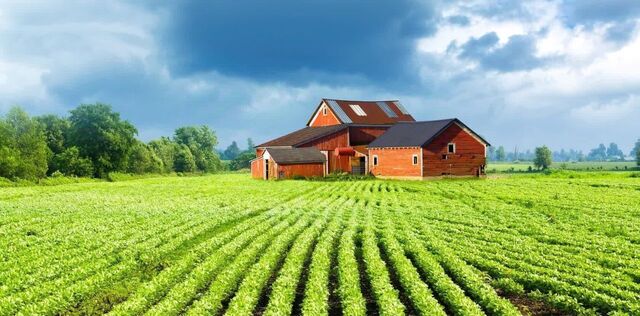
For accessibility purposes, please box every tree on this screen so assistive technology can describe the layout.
[631,139,640,160]
[606,142,624,160]
[223,141,241,160]
[496,146,506,161]
[149,137,179,173]
[127,141,163,174]
[0,108,49,179]
[229,151,256,171]
[53,147,94,177]
[247,138,255,152]
[534,145,552,170]
[588,144,607,161]
[35,115,71,174]
[637,148,640,167]
[173,125,221,172]
[486,146,496,161]
[173,144,196,172]
[68,103,137,177]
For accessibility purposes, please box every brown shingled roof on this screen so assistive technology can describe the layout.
[307,99,416,125]
[257,124,348,147]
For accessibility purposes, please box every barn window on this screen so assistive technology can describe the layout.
[448,143,456,153]
[442,154,448,160]
[323,107,327,116]
[412,155,418,165]
[373,155,378,166]
[349,104,367,116]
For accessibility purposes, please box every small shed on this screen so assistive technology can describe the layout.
[253,147,326,180]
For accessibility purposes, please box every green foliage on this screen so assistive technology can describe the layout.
[53,146,94,177]
[0,107,49,180]
[636,146,640,166]
[68,103,138,177]
[229,151,256,171]
[496,146,506,161]
[174,125,221,172]
[127,141,163,174]
[222,141,241,160]
[534,145,552,170]
[148,137,179,173]
[173,144,197,173]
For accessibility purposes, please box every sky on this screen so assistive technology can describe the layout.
[0,0,639,153]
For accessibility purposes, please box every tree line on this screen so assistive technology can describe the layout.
[488,141,640,165]
[0,103,256,181]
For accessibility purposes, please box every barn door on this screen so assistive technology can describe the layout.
[264,159,269,180]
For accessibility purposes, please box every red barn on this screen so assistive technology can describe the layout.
[251,99,489,180]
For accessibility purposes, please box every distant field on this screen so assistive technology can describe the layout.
[1,173,639,315]
[488,161,638,173]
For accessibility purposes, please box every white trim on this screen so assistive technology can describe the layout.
[372,155,379,166]
[322,107,327,116]
[454,122,488,146]
[420,149,424,176]
[412,154,418,165]
[448,142,456,154]
[308,101,341,126]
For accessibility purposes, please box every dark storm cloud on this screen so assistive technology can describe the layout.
[158,0,439,84]
[459,32,548,72]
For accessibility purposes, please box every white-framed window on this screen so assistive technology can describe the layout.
[373,155,378,166]
[349,104,367,116]
[412,154,418,165]
[448,143,456,153]
[322,107,327,116]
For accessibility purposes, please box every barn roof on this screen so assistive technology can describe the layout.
[307,99,416,126]
[257,124,348,148]
[265,147,326,164]
[368,119,490,148]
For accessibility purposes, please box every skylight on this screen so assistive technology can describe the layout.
[349,104,367,116]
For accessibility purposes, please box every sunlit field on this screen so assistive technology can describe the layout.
[1,173,639,315]
[487,161,637,173]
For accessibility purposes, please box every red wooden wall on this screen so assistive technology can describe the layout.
[349,126,389,146]
[423,123,486,177]
[309,105,341,126]
[277,163,324,179]
[251,158,263,179]
[369,147,422,178]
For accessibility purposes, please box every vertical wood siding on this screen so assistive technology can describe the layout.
[349,126,390,145]
[299,129,349,150]
[309,106,341,126]
[251,158,264,179]
[277,163,325,179]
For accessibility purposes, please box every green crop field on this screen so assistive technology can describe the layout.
[1,173,639,315]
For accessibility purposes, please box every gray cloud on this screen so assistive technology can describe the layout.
[459,33,550,72]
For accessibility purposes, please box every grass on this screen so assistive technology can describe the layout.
[1,173,639,315]
[487,161,638,173]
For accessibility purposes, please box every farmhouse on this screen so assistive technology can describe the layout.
[251,99,490,180]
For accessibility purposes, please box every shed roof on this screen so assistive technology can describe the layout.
[368,119,490,148]
[307,99,415,126]
[265,147,326,164]
[257,124,348,148]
